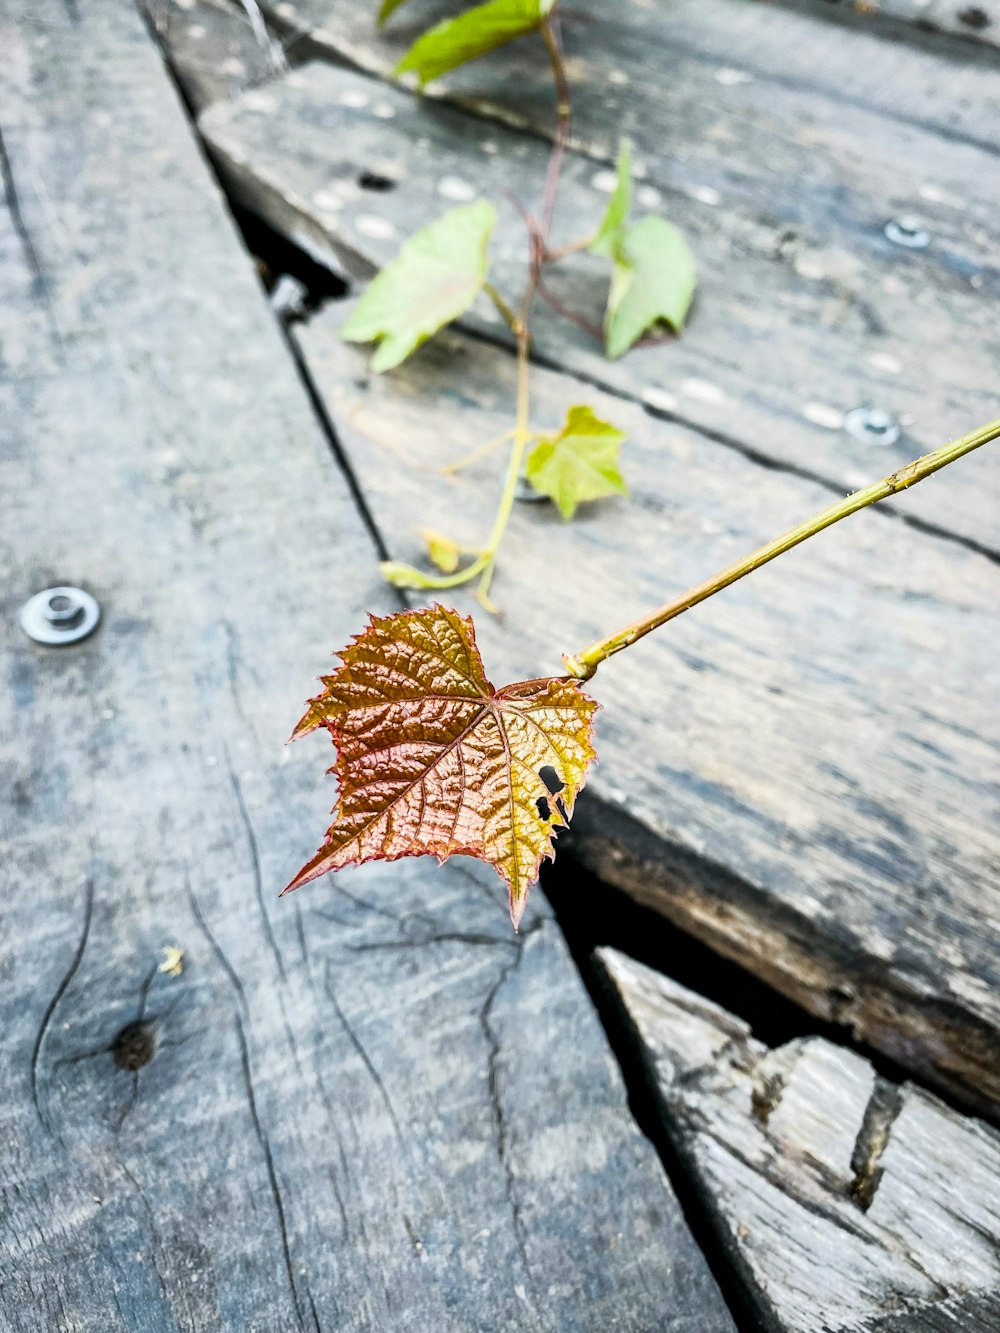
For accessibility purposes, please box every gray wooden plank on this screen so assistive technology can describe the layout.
[141,0,286,113]
[0,4,737,1330]
[259,0,1000,159]
[290,305,1000,1116]
[198,60,1000,556]
[792,0,1000,50]
[598,948,1000,1333]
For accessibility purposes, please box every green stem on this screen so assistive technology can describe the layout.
[484,283,521,335]
[563,416,1000,680]
[381,329,533,595]
[440,426,516,474]
[382,12,571,605]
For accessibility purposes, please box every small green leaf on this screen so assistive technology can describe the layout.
[395,0,554,86]
[419,528,461,573]
[604,216,697,359]
[525,405,628,520]
[342,201,496,372]
[590,139,632,258]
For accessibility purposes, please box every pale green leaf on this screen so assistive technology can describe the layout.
[590,139,632,258]
[395,0,553,85]
[341,201,496,372]
[525,405,628,520]
[419,528,461,573]
[605,216,697,359]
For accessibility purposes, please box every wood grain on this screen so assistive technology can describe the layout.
[599,948,1000,1332]
[0,4,736,1329]
[790,0,1000,50]
[291,306,1000,1115]
[199,59,1000,555]
[258,0,1000,147]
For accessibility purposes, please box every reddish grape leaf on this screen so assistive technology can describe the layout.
[283,605,599,926]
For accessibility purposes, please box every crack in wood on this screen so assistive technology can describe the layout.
[30,877,95,1134]
[224,744,286,982]
[323,959,403,1144]
[0,120,64,354]
[234,1011,316,1333]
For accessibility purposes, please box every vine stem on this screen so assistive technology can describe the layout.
[474,324,532,605]
[562,416,1000,680]
[391,10,569,606]
[440,426,516,474]
[538,14,571,242]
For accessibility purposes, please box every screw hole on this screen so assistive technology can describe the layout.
[844,406,900,447]
[357,171,395,193]
[884,216,930,250]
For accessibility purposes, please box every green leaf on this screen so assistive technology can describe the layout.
[395,0,555,85]
[590,139,632,258]
[419,528,461,573]
[525,405,628,520]
[341,201,496,372]
[604,216,697,359]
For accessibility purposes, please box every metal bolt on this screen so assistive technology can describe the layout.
[269,273,309,323]
[844,406,901,447]
[20,586,101,646]
[884,216,930,250]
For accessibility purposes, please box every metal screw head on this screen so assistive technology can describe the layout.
[844,406,901,446]
[20,586,101,646]
[884,216,930,250]
[269,272,309,323]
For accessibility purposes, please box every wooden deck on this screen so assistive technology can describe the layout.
[2,0,999,1328]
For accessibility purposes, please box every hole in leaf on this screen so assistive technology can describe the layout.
[112,1021,156,1071]
[539,765,564,796]
[358,170,396,192]
[535,796,552,822]
[555,797,569,824]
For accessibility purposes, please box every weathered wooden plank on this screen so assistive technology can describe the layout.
[0,5,737,1330]
[141,0,286,112]
[598,948,1000,1332]
[258,0,1000,156]
[290,305,1000,1115]
[199,61,1000,556]
[794,0,1000,50]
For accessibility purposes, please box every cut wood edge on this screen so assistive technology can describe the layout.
[575,813,1000,1120]
[597,947,1000,1333]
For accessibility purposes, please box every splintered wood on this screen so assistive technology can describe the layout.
[601,949,1000,1333]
